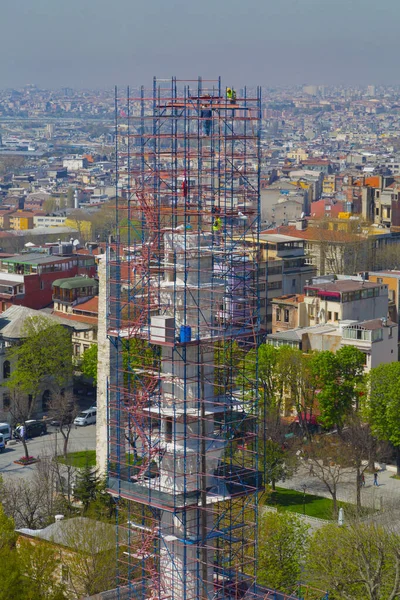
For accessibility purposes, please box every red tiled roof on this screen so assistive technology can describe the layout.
[72,296,98,315]
[52,310,98,326]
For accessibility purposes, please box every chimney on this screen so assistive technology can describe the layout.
[55,514,64,522]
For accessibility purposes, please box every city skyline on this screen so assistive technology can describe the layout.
[1,0,400,88]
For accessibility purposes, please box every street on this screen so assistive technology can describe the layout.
[0,424,96,481]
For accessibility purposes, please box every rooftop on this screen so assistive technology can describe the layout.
[52,276,97,290]
[0,305,91,339]
[271,294,305,304]
[264,225,365,243]
[345,318,397,330]
[17,517,119,552]
[305,279,381,293]
[2,253,74,266]
[259,233,304,244]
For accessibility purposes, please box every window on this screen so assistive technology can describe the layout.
[292,278,296,288]
[260,299,266,307]
[3,394,10,410]
[165,418,173,443]
[334,312,339,321]
[327,311,332,321]
[42,390,51,412]
[84,331,90,339]
[3,360,10,380]
[308,305,315,318]
[276,308,281,322]
[284,309,289,323]
[40,280,45,290]
[259,268,266,277]
[377,278,383,284]
[83,345,90,351]
[74,345,80,357]
[258,284,266,292]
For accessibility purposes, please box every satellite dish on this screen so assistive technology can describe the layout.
[73,239,80,246]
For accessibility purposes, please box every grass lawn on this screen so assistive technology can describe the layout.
[263,487,351,520]
[57,450,96,468]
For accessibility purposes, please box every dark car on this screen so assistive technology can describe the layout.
[14,420,47,440]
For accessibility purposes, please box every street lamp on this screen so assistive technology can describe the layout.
[302,484,307,515]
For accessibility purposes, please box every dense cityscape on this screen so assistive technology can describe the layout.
[0,78,399,600]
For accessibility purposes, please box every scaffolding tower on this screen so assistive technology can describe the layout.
[107,77,263,600]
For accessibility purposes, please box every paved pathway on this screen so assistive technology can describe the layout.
[0,424,96,481]
[280,462,400,512]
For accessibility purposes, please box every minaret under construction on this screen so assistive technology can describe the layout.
[107,77,262,600]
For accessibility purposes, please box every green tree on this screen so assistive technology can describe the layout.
[0,502,17,549]
[306,522,400,600]
[62,518,118,597]
[258,511,309,593]
[59,194,66,210]
[67,187,75,209]
[214,340,244,395]
[263,439,297,491]
[0,547,24,600]
[18,539,67,600]
[80,344,98,385]
[43,197,57,214]
[303,434,354,517]
[368,362,400,475]
[0,505,24,599]
[74,463,98,511]
[312,346,365,431]
[5,316,73,401]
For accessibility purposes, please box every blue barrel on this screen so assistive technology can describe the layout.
[180,325,192,343]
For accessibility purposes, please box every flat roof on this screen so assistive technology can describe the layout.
[305,280,380,293]
[2,254,74,266]
[259,233,304,244]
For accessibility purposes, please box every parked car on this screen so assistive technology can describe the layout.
[0,422,11,442]
[74,408,97,427]
[14,420,47,440]
[0,434,5,453]
[49,414,74,428]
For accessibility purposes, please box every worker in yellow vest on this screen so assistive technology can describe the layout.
[212,215,222,246]
[226,87,236,104]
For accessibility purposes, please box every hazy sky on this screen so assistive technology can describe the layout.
[0,0,399,89]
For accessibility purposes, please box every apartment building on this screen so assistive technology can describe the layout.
[271,277,388,331]
[268,317,397,373]
[0,245,96,312]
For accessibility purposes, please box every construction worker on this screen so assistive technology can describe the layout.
[226,87,236,104]
[201,106,212,136]
[212,215,222,246]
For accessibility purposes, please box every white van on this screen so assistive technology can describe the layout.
[0,422,12,442]
[74,408,97,427]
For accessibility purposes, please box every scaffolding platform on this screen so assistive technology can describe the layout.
[107,76,263,600]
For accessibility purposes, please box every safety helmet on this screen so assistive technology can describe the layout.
[227,88,232,93]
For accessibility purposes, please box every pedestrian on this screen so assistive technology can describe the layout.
[361,473,365,487]
[374,472,379,486]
